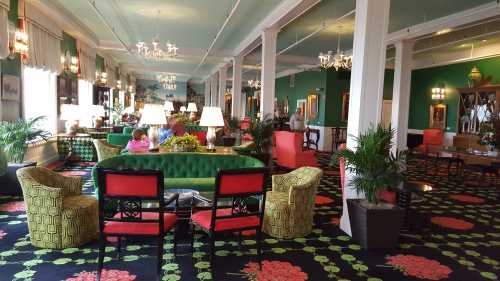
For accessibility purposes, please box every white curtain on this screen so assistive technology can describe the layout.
[104,55,117,88]
[25,2,62,73]
[22,67,58,135]
[78,79,94,128]
[77,40,96,83]
[0,0,9,59]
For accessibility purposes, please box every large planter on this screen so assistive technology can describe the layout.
[0,161,37,196]
[347,199,404,250]
[222,136,236,147]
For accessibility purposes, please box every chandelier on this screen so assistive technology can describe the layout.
[158,74,177,91]
[248,66,261,89]
[318,28,352,71]
[135,11,178,60]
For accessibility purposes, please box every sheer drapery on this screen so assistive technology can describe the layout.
[24,2,62,73]
[0,0,9,59]
[77,40,96,83]
[78,79,94,128]
[104,55,117,88]
[22,67,58,135]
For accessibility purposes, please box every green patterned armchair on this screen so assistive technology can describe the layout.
[93,139,121,162]
[16,167,98,249]
[263,167,323,239]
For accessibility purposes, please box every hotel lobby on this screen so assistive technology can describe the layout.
[1,0,500,280]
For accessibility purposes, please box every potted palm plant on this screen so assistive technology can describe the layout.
[222,117,240,146]
[0,116,50,195]
[243,115,274,165]
[332,124,405,250]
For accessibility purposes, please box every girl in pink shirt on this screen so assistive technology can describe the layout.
[126,129,150,152]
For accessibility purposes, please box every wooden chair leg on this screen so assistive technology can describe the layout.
[97,235,106,281]
[209,236,215,270]
[157,236,164,281]
[117,236,122,260]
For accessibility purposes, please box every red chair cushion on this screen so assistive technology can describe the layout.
[105,174,158,197]
[379,190,397,204]
[191,208,260,232]
[104,212,177,235]
[219,173,265,195]
[423,129,443,146]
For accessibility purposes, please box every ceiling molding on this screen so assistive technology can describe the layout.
[386,1,500,45]
[33,0,99,48]
[233,0,321,57]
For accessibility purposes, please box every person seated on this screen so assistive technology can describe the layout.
[168,116,186,136]
[158,125,175,145]
[126,129,150,153]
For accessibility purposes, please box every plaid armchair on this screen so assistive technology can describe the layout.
[263,167,323,238]
[16,167,98,249]
[93,139,121,162]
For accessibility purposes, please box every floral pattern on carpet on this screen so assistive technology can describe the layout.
[0,158,499,280]
[66,269,137,281]
[241,260,308,281]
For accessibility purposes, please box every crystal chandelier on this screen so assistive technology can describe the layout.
[158,74,177,91]
[135,11,178,60]
[318,28,352,71]
[247,67,261,89]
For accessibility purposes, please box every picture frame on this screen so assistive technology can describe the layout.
[429,104,447,129]
[1,74,21,101]
[307,93,319,121]
[341,92,350,122]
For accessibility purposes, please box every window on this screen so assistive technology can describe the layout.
[78,79,94,128]
[22,67,57,135]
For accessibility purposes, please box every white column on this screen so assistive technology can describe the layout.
[260,27,278,120]
[204,79,211,106]
[232,55,243,118]
[341,0,391,236]
[218,66,228,111]
[391,40,414,154]
[210,73,218,106]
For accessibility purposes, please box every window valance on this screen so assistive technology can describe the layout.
[0,0,9,59]
[77,40,96,83]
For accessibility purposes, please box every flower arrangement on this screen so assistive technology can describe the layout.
[161,133,200,152]
[477,117,497,149]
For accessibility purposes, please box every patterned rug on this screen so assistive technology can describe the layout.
[0,155,499,281]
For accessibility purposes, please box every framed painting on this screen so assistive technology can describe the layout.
[1,74,20,101]
[341,92,349,122]
[429,104,447,129]
[307,93,319,121]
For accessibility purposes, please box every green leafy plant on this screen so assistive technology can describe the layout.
[0,116,50,163]
[331,124,406,205]
[160,133,200,152]
[172,113,192,126]
[0,146,7,176]
[244,115,274,154]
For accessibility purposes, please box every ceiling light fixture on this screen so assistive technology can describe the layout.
[318,26,352,71]
[158,74,177,91]
[247,66,261,89]
[135,10,178,60]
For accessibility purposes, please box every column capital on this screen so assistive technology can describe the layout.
[261,26,280,37]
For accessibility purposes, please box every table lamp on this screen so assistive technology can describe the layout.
[91,105,105,128]
[164,100,174,116]
[60,104,80,135]
[199,106,224,150]
[180,106,187,115]
[140,103,167,149]
[186,102,198,120]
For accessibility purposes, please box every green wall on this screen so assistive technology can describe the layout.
[95,54,105,73]
[409,56,500,132]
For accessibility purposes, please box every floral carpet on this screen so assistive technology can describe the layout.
[0,155,499,281]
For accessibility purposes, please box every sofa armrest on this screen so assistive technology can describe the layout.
[272,173,296,193]
[51,171,83,197]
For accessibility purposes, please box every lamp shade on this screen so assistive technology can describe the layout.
[199,106,224,127]
[164,100,174,112]
[60,104,80,121]
[92,105,105,117]
[140,104,167,125]
[123,106,135,114]
[180,106,187,112]
[186,102,198,112]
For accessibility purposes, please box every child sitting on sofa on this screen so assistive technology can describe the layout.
[126,129,150,153]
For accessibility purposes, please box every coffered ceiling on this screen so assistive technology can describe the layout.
[46,0,498,83]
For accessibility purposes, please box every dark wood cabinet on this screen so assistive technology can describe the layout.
[93,86,111,125]
[57,75,78,116]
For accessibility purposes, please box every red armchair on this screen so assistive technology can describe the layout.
[240,117,252,141]
[415,128,444,154]
[275,131,318,169]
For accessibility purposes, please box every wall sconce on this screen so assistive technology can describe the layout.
[61,51,79,74]
[128,85,134,92]
[8,20,29,62]
[116,80,122,90]
[95,71,107,85]
[431,84,446,101]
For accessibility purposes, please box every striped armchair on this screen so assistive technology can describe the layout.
[263,167,323,239]
[93,139,122,162]
[16,167,98,249]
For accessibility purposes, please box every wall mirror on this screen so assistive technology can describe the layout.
[296,99,306,119]
[429,104,447,129]
[307,93,319,121]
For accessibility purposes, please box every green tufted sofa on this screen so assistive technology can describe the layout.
[92,153,264,192]
[106,126,134,147]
